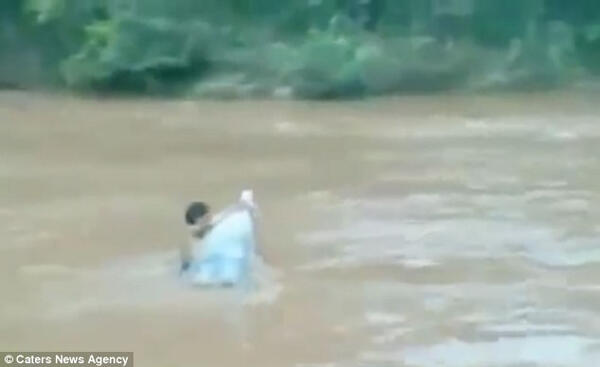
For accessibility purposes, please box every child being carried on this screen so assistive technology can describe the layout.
[180,190,261,287]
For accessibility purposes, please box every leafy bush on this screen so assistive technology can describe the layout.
[5,0,600,97]
[576,24,600,75]
[61,15,213,92]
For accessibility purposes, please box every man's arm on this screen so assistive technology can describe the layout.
[210,205,237,227]
[209,199,265,260]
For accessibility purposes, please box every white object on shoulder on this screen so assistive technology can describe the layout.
[240,189,255,207]
[240,189,260,219]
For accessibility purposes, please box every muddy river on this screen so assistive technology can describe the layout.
[1,91,600,366]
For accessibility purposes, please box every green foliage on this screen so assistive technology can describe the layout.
[472,0,536,47]
[61,15,213,91]
[4,0,600,97]
[24,0,66,24]
[576,24,600,74]
[289,32,361,98]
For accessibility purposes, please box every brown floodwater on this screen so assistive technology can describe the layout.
[1,90,600,367]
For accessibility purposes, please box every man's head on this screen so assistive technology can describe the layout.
[180,201,210,272]
[185,201,212,237]
[185,201,210,225]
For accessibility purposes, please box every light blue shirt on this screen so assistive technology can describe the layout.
[186,207,256,287]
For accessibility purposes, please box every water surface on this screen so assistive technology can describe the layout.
[1,91,600,366]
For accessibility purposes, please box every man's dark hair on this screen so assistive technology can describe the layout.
[185,201,210,225]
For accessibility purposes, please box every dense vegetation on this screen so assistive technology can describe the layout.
[1,0,600,99]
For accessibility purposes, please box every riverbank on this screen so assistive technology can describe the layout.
[2,1,600,100]
[31,26,596,100]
